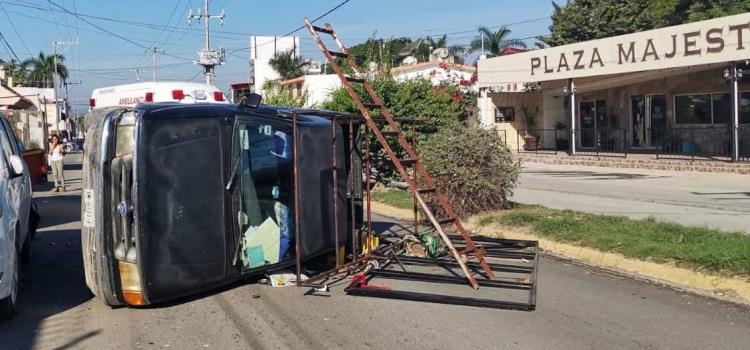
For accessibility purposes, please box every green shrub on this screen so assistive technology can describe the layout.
[261,81,306,108]
[420,126,519,217]
[322,74,471,184]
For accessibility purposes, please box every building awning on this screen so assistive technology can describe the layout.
[279,75,306,86]
[0,84,34,110]
[478,13,750,86]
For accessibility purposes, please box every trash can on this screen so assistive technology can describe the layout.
[22,148,47,185]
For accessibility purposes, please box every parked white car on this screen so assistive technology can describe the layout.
[0,116,32,319]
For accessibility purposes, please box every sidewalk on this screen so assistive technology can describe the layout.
[513,162,750,233]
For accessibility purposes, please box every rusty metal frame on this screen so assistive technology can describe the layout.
[345,238,539,311]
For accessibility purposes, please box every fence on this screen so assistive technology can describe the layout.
[495,128,508,147]
[516,129,559,154]
[573,128,628,157]
[740,125,750,162]
[517,126,749,162]
[654,126,733,160]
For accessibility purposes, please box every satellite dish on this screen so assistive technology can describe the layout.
[433,48,450,60]
[402,56,418,65]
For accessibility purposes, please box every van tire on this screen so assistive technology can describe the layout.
[82,210,122,308]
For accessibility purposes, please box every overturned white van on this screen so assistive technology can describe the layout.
[89,81,229,110]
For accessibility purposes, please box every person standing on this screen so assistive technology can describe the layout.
[48,134,65,192]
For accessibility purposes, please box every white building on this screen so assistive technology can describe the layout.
[1,85,64,149]
[250,36,300,93]
[279,74,342,108]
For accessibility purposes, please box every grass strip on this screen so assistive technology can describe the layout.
[370,188,414,210]
[479,205,750,277]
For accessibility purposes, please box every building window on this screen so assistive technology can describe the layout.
[674,94,722,124]
[712,93,731,124]
[495,107,515,123]
[741,92,750,124]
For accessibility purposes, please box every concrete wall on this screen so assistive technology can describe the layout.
[250,36,300,93]
[302,75,341,108]
[481,92,544,151]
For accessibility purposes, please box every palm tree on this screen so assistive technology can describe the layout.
[470,26,527,57]
[0,59,28,85]
[268,49,304,80]
[22,51,68,88]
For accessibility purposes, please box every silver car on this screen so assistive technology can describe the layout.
[0,117,32,319]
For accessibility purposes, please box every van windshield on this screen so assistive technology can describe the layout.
[233,119,295,269]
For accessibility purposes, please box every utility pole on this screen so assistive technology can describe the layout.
[481,32,485,57]
[145,47,165,82]
[188,0,225,85]
[64,80,81,138]
[53,39,78,137]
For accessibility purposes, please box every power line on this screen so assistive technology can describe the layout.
[0,3,31,57]
[0,32,20,62]
[147,0,182,53]
[70,62,192,72]
[0,6,200,52]
[162,1,195,52]
[45,0,193,62]
[0,0,253,38]
[230,0,352,52]
[46,0,63,38]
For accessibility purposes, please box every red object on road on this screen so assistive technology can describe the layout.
[350,273,390,291]
[23,149,47,185]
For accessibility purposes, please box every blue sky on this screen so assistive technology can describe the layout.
[0,0,553,112]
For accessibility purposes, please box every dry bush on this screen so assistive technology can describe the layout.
[420,126,519,217]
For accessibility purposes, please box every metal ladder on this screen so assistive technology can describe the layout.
[304,18,494,289]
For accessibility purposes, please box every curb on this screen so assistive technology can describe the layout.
[371,202,750,306]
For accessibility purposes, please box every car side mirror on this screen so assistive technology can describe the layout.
[8,155,24,177]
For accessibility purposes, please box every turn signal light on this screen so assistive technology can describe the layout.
[122,291,146,306]
[118,261,146,306]
[172,89,185,100]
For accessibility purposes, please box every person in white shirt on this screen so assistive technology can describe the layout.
[48,134,66,192]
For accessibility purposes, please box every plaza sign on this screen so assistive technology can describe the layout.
[478,13,750,85]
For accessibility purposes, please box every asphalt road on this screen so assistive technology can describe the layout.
[1,154,749,350]
[513,162,750,233]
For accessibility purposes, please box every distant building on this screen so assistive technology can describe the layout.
[477,13,750,161]
[391,61,477,92]
[229,82,251,103]
[250,36,300,93]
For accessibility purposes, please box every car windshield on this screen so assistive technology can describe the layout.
[233,118,295,269]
